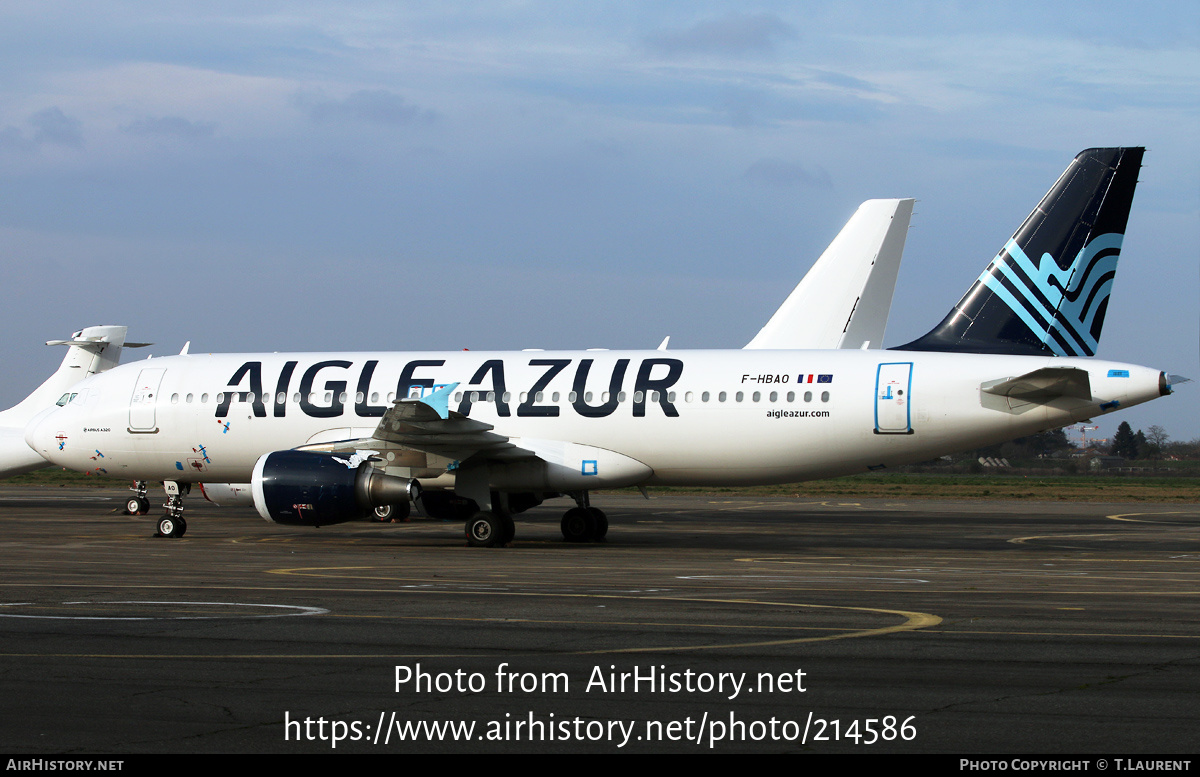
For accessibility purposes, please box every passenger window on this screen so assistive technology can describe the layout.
[718,391,726,402]
[769,391,778,402]
[787,391,795,402]
[821,391,830,402]
[702,391,710,402]
[804,391,812,402]
[735,391,744,402]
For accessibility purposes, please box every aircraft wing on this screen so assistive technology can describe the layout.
[366,382,521,461]
[312,383,648,494]
[745,198,914,350]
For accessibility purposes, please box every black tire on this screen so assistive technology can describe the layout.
[499,512,516,545]
[136,497,150,515]
[125,497,142,516]
[373,502,412,522]
[587,507,608,540]
[157,516,176,538]
[561,507,595,542]
[465,511,503,547]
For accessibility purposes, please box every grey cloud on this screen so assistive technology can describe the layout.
[122,116,216,139]
[644,13,799,57]
[0,126,35,153]
[0,107,83,153]
[743,159,832,189]
[303,89,436,126]
[29,107,83,146]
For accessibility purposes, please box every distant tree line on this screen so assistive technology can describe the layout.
[1109,422,1181,460]
[957,422,1200,465]
[975,428,1074,461]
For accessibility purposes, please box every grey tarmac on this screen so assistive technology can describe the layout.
[0,488,1197,753]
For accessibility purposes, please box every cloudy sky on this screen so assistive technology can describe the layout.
[1,2,1197,442]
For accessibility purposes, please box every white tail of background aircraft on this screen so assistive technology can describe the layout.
[23,148,1179,547]
[746,198,914,350]
[0,326,148,478]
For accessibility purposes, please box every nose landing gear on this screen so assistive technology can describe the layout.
[152,481,190,538]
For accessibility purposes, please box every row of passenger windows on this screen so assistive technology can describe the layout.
[168,389,834,406]
[451,390,831,404]
[170,391,400,405]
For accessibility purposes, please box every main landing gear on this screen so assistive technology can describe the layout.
[464,510,516,548]
[460,491,608,547]
[153,481,190,538]
[371,502,411,522]
[560,492,608,543]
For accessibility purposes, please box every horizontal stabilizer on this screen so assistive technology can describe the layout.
[981,366,1092,401]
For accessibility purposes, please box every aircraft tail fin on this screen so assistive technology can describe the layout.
[746,198,914,350]
[894,147,1144,356]
[0,326,145,427]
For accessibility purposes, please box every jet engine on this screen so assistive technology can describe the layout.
[250,450,420,526]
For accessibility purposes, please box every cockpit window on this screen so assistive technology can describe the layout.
[56,393,78,407]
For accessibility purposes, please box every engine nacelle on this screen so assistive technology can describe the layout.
[251,450,421,526]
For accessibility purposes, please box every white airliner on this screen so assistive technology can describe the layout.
[23,148,1178,547]
[2,196,911,511]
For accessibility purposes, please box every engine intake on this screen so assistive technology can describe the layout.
[251,450,420,526]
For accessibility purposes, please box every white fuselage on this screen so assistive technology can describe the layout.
[25,348,1167,487]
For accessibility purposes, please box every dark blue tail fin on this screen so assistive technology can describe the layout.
[895,147,1143,356]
